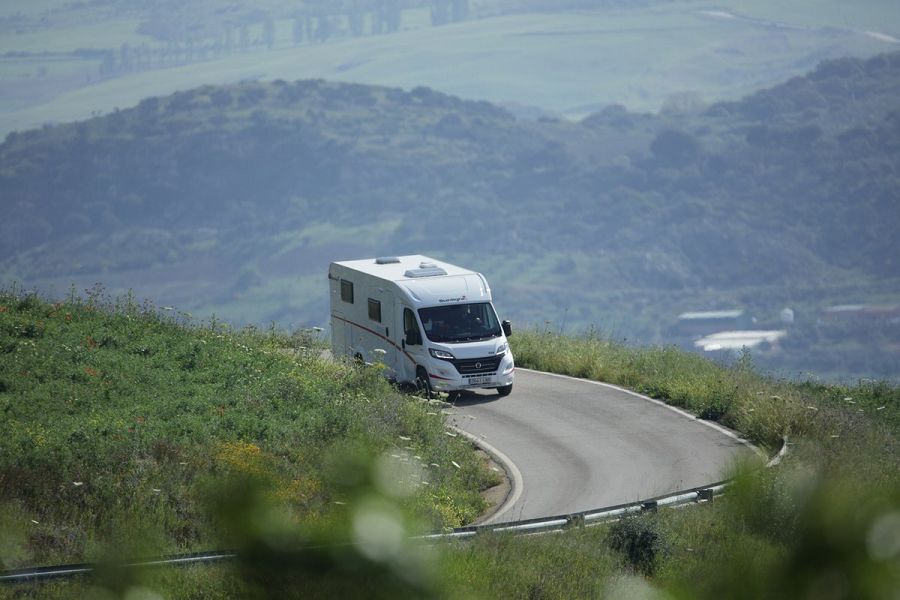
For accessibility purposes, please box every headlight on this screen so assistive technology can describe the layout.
[429,348,455,360]
[495,343,508,355]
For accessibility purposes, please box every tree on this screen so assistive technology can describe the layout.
[451,0,469,22]
[431,0,449,25]
[263,16,276,50]
[650,129,702,167]
[348,8,365,36]
[293,16,305,45]
[239,24,250,51]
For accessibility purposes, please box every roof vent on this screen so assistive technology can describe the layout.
[419,261,437,269]
[404,267,448,278]
[375,256,401,264]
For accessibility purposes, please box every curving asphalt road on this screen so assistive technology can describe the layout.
[450,369,760,524]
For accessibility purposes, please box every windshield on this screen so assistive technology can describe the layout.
[419,302,502,343]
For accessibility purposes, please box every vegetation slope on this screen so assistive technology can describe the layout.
[0,286,497,597]
[3,51,900,380]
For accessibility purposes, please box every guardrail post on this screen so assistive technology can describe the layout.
[565,514,585,529]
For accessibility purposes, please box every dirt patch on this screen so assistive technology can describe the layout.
[470,448,510,526]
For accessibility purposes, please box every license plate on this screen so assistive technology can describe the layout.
[468,376,494,385]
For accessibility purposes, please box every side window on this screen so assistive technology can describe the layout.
[368,299,381,323]
[404,308,421,345]
[340,279,354,303]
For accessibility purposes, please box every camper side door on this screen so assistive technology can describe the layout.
[400,306,425,383]
[369,289,398,377]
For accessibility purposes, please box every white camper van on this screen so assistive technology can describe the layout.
[328,255,514,397]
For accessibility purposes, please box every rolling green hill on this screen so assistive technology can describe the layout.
[2,0,898,135]
[2,52,900,380]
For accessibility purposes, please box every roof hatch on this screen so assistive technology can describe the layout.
[405,262,448,278]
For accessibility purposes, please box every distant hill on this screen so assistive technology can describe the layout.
[2,51,900,379]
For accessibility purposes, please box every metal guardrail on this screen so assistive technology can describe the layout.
[419,480,730,541]
[0,437,787,584]
[0,481,729,584]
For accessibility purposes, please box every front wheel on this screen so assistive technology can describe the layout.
[496,384,512,397]
[415,367,433,399]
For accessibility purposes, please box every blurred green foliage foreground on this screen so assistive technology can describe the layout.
[1,289,898,598]
[0,286,494,598]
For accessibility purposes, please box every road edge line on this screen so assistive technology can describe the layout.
[518,367,766,460]
[453,427,524,526]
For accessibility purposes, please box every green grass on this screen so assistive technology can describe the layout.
[0,286,497,578]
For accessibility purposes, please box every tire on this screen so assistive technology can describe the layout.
[415,367,433,399]
[497,384,513,397]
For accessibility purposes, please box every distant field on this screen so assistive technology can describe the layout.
[1,0,897,135]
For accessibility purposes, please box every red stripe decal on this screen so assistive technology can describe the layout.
[332,314,418,367]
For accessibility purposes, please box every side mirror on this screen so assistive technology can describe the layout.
[502,320,512,337]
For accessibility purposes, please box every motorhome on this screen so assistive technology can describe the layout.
[328,255,514,397]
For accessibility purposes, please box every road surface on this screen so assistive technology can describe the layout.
[450,369,759,524]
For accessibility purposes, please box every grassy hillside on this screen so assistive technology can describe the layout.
[3,311,896,598]
[0,286,497,591]
[3,51,900,381]
[2,0,898,135]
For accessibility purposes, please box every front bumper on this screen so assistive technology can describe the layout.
[428,353,515,391]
